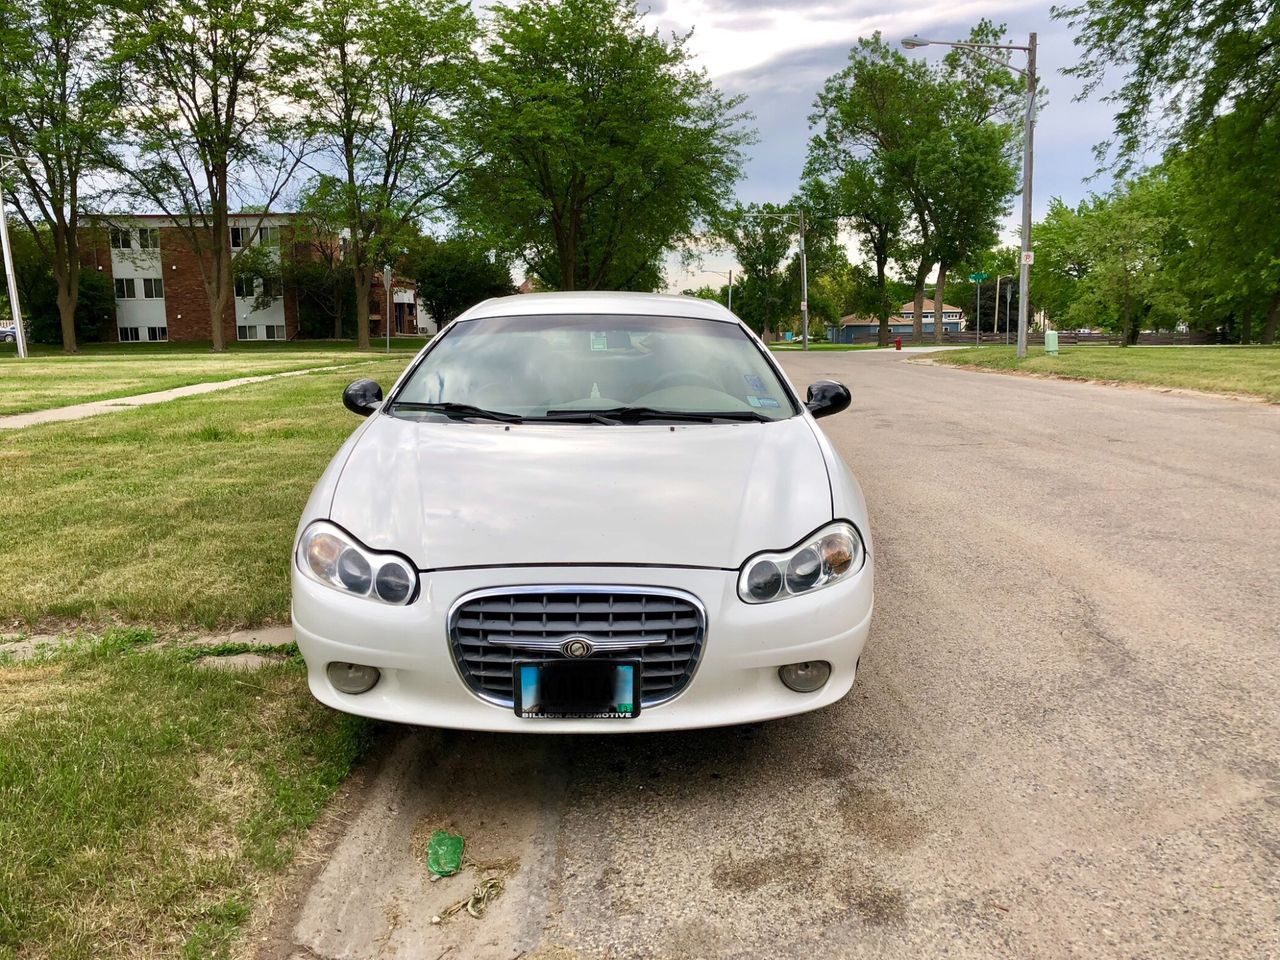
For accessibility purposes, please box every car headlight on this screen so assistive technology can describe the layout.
[738,522,865,603]
[296,521,418,605]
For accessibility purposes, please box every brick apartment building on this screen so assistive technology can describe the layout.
[81,214,420,343]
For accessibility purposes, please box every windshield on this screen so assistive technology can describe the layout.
[389,313,797,422]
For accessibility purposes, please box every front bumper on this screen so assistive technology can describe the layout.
[291,563,873,733]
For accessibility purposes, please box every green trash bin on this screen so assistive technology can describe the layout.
[1045,330,1059,356]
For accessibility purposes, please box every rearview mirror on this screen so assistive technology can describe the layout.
[343,379,384,417]
[805,380,851,419]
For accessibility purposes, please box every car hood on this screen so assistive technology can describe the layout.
[328,414,833,570]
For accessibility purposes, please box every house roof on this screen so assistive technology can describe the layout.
[900,299,963,314]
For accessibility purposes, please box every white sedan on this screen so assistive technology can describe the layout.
[292,292,873,732]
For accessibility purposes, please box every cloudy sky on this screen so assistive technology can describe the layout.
[645,0,1121,292]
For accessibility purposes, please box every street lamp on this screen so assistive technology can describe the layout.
[706,268,735,313]
[902,32,1037,358]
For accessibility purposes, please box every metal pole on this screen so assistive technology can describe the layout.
[1016,32,1036,359]
[798,209,809,351]
[1005,282,1013,346]
[383,263,392,353]
[975,279,981,348]
[0,183,28,358]
[994,275,1001,342]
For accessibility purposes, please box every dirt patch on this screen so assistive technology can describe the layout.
[837,786,928,852]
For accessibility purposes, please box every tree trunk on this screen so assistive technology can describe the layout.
[876,255,890,347]
[912,263,928,342]
[933,263,948,344]
[354,266,372,349]
[55,281,77,354]
[1262,292,1280,345]
[1120,290,1133,347]
[1239,304,1252,345]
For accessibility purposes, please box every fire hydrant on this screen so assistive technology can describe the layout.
[894,337,902,351]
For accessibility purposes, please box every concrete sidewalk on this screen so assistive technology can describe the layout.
[0,364,364,430]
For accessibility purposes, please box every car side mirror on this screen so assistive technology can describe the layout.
[805,380,851,419]
[342,379,384,417]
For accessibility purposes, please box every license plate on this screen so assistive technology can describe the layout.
[513,660,640,719]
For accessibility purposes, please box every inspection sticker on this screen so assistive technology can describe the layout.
[746,396,781,408]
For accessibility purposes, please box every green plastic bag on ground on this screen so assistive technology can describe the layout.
[427,830,465,878]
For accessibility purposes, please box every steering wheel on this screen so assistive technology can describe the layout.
[648,370,723,393]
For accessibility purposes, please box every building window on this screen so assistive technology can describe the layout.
[146,326,168,342]
[237,325,257,341]
[109,228,132,249]
[264,324,285,340]
[258,225,281,246]
[262,276,283,300]
[230,226,249,249]
[142,277,164,299]
[137,228,161,250]
[233,275,255,299]
[119,326,140,342]
[113,277,136,299]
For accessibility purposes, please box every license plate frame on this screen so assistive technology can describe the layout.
[513,659,641,720]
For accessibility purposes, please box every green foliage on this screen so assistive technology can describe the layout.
[4,226,114,343]
[404,234,516,331]
[1054,0,1279,168]
[454,0,752,291]
[715,203,796,337]
[288,0,479,347]
[0,0,122,351]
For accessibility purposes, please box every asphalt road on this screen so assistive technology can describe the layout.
[253,352,1280,960]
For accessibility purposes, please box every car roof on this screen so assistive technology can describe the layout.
[457,291,739,324]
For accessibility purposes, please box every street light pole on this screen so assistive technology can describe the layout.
[798,208,809,351]
[0,176,28,358]
[903,32,1037,358]
[1017,33,1037,358]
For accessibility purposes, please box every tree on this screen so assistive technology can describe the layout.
[2,223,114,342]
[1067,175,1188,343]
[0,0,121,353]
[287,182,356,339]
[290,0,478,348]
[1030,200,1095,328]
[109,0,302,350]
[455,0,751,291]
[405,234,516,331]
[808,35,947,341]
[1054,0,1279,168]
[715,203,795,340]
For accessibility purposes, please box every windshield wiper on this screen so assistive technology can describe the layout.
[390,401,524,423]
[541,406,771,424]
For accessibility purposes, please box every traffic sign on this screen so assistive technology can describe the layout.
[969,272,989,282]
[1022,250,1035,265]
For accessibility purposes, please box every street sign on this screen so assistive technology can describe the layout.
[969,272,989,282]
[1022,250,1035,265]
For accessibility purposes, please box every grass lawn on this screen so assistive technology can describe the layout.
[768,342,884,351]
[0,629,367,960]
[932,344,1280,402]
[0,358,410,629]
[0,339,427,416]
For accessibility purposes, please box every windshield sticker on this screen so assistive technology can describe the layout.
[744,374,766,392]
[746,395,781,409]
[590,332,608,351]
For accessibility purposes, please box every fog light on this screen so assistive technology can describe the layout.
[327,661,381,695]
[778,661,831,693]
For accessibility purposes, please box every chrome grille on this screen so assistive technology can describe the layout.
[448,587,706,707]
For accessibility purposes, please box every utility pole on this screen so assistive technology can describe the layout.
[798,208,809,352]
[0,177,28,358]
[1017,33,1037,358]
